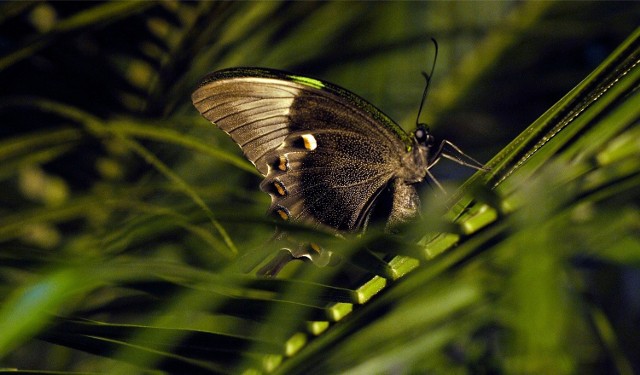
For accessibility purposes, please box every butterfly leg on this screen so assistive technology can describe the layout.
[386,180,420,231]
[440,140,488,171]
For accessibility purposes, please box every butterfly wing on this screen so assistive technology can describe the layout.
[192,68,413,232]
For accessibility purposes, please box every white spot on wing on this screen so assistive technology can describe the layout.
[301,134,317,151]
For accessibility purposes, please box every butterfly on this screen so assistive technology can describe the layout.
[192,66,485,274]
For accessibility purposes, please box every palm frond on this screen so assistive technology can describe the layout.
[1,2,638,374]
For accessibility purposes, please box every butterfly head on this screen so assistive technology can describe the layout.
[399,124,437,184]
[414,124,436,149]
[411,123,488,189]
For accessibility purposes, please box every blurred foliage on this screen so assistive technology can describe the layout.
[0,1,639,374]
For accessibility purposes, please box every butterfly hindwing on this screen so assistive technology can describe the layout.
[192,68,414,232]
[261,129,398,230]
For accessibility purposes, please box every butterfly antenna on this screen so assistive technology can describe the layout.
[415,38,439,127]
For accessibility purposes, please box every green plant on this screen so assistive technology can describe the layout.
[0,2,638,374]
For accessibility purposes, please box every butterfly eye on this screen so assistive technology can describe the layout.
[415,125,433,146]
[426,133,436,147]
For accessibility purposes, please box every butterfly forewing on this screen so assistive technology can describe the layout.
[192,68,413,232]
[192,77,299,175]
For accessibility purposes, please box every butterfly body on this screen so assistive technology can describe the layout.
[192,68,438,234]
